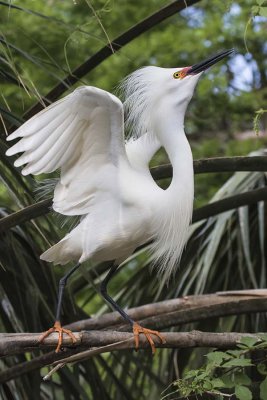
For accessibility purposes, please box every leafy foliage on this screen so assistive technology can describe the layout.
[161,335,267,399]
[251,0,267,19]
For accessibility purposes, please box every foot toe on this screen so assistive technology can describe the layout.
[132,322,165,354]
[38,321,77,352]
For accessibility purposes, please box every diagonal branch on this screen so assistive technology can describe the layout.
[64,289,267,332]
[0,199,52,233]
[192,186,267,222]
[22,0,201,121]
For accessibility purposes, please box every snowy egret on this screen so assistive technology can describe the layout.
[6,49,234,353]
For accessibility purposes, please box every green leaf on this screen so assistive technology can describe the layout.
[222,358,253,368]
[206,351,230,365]
[184,369,199,379]
[210,378,225,388]
[239,336,259,348]
[260,377,267,400]
[235,385,252,400]
[234,373,252,386]
[202,380,213,391]
[196,371,209,380]
[256,0,265,5]
[221,375,235,388]
[226,350,243,357]
[259,7,267,17]
[251,5,260,14]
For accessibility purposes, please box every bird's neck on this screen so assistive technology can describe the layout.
[153,106,193,191]
[148,105,194,283]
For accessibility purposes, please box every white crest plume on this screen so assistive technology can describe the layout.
[120,66,163,140]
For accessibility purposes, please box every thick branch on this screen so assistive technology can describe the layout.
[23,0,200,120]
[0,331,261,357]
[1,157,267,232]
[1,290,267,382]
[0,331,262,383]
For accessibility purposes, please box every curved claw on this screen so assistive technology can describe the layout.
[38,320,77,353]
[133,322,166,354]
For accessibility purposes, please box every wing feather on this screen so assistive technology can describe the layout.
[7,86,125,215]
[19,116,81,174]
[13,115,75,169]
[6,112,67,156]
[7,98,68,140]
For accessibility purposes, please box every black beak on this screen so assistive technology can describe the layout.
[188,49,235,75]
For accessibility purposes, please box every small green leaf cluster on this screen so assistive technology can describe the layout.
[243,0,267,54]
[251,0,267,17]
[162,335,267,400]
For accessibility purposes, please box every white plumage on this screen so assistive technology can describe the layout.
[5,51,234,353]
[6,63,214,282]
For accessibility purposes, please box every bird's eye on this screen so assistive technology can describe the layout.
[173,71,181,79]
[173,69,188,79]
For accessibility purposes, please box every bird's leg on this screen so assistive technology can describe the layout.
[38,263,81,352]
[100,263,166,354]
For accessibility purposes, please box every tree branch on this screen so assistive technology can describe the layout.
[1,290,267,382]
[151,155,267,179]
[1,156,267,232]
[0,290,266,356]
[0,199,52,233]
[192,187,267,222]
[0,331,263,383]
[64,289,267,333]
[0,348,82,383]
[22,0,201,121]
[0,331,262,357]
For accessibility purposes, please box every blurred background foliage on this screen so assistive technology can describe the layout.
[0,0,267,399]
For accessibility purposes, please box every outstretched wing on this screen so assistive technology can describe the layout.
[6,86,125,216]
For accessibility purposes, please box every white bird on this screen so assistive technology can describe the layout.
[6,49,234,353]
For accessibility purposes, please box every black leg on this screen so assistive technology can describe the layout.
[55,262,81,321]
[100,263,134,325]
[40,261,165,354]
[39,262,81,352]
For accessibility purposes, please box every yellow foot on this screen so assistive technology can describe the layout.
[133,322,166,354]
[38,320,77,353]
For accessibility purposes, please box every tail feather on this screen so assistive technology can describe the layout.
[40,238,79,265]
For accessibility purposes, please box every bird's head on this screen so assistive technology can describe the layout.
[169,48,235,106]
[123,49,234,139]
